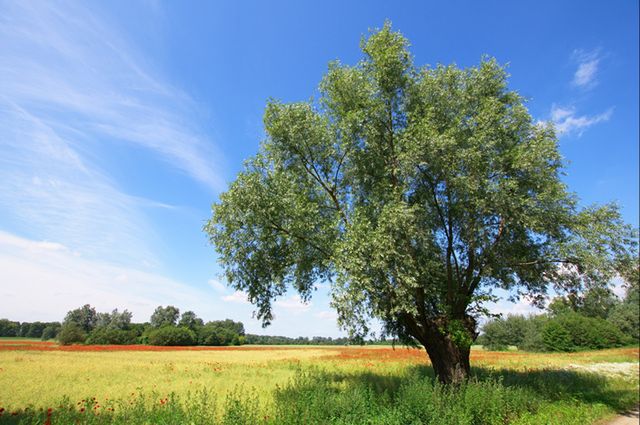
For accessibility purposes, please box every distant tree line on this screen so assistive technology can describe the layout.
[478,284,639,352]
[243,334,351,345]
[0,320,61,339]
[1,305,245,347]
[1,308,369,347]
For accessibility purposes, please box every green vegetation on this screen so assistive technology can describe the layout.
[206,21,638,383]
[0,304,247,347]
[481,284,639,352]
[1,353,637,425]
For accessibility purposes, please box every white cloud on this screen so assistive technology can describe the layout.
[0,231,213,323]
[275,295,312,314]
[222,291,250,304]
[549,104,612,137]
[208,279,227,293]
[572,49,601,88]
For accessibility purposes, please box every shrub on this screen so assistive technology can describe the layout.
[198,324,241,346]
[41,324,61,341]
[519,316,547,351]
[542,321,574,352]
[86,328,138,345]
[482,314,535,350]
[146,326,196,346]
[608,302,640,342]
[57,323,87,345]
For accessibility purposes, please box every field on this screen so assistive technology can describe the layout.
[0,340,638,424]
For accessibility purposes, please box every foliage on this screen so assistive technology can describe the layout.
[178,311,204,330]
[518,316,547,352]
[95,309,132,330]
[540,313,628,352]
[64,305,98,333]
[0,319,20,337]
[205,22,638,382]
[608,302,639,342]
[150,306,180,328]
[85,328,138,345]
[197,320,244,346]
[244,334,351,345]
[548,287,619,319]
[541,321,575,352]
[482,315,532,350]
[41,323,61,341]
[145,326,196,346]
[482,308,630,352]
[57,323,87,345]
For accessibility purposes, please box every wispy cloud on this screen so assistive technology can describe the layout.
[550,104,613,137]
[0,1,224,189]
[0,1,224,264]
[572,49,602,89]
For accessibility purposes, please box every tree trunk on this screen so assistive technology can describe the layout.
[423,333,471,384]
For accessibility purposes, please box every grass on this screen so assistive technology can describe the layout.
[0,343,637,424]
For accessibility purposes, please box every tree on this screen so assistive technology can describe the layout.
[41,323,61,341]
[96,309,133,330]
[146,326,196,346]
[547,286,619,319]
[609,283,640,341]
[0,319,20,337]
[150,306,180,328]
[178,311,204,330]
[57,322,87,345]
[64,304,98,333]
[205,23,638,383]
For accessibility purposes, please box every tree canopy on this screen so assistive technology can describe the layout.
[205,22,638,383]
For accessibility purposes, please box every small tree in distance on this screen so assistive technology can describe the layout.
[206,23,638,383]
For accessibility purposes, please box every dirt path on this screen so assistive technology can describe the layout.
[605,409,639,425]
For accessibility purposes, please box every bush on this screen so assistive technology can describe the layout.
[41,324,61,341]
[86,328,138,345]
[608,302,640,342]
[57,323,87,345]
[519,316,547,351]
[541,313,627,352]
[146,326,196,346]
[198,324,241,346]
[482,314,535,350]
[542,321,574,352]
[0,319,20,337]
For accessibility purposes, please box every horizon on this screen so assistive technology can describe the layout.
[1,0,638,338]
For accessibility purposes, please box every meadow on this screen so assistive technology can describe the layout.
[0,339,637,424]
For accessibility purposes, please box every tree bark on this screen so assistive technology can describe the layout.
[422,329,471,384]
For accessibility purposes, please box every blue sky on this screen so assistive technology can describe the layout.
[1,0,638,337]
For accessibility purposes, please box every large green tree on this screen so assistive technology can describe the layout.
[205,23,638,383]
